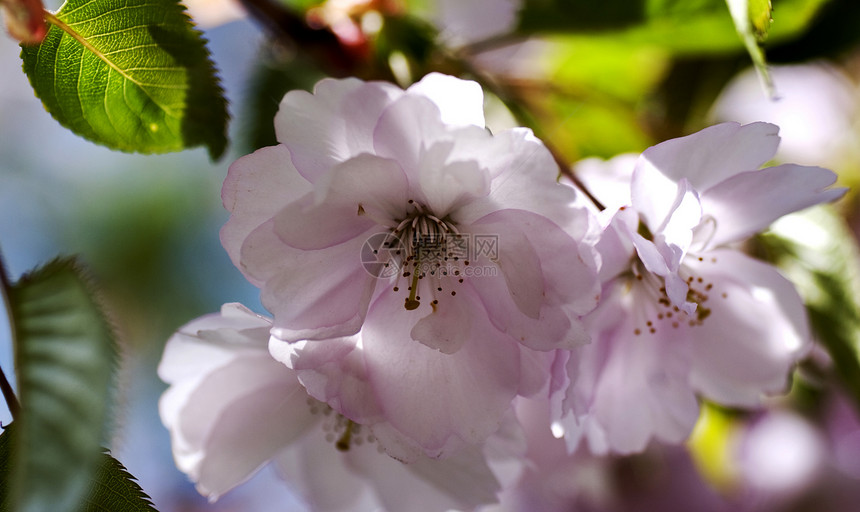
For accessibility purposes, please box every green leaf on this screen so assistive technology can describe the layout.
[758,207,860,410]
[6,258,117,512]
[82,450,159,512]
[20,0,228,159]
[0,425,159,512]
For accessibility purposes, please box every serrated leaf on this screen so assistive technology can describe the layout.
[6,258,117,512]
[725,0,774,96]
[20,0,228,159]
[82,450,159,512]
[0,425,159,512]
[761,207,860,410]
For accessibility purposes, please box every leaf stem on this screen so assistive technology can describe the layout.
[0,249,21,421]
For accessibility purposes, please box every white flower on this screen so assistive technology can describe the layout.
[158,303,521,510]
[555,122,846,454]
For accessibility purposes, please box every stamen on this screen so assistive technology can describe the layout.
[336,419,355,452]
[405,255,421,310]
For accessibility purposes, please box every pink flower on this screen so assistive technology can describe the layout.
[221,73,599,458]
[555,122,846,454]
[158,303,521,510]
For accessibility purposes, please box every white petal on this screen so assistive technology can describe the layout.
[272,427,380,512]
[631,122,780,229]
[220,145,313,276]
[417,148,490,217]
[699,164,846,248]
[686,249,811,406]
[349,441,501,511]
[638,122,780,192]
[242,220,378,341]
[453,128,580,231]
[276,77,402,182]
[362,287,522,458]
[158,305,316,499]
[565,283,700,454]
[407,72,485,127]
[372,94,450,187]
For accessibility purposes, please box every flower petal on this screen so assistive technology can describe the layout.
[562,283,700,454]
[686,249,811,406]
[272,155,409,251]
[220,145,313,275]
[272,336,385,425]
[372,94,450,185]
[272,192,377,250]
[348,442,502,511]
[638,122,780,191]
[453,128,582,232]
[417,145,490,217]
[410,284,474,354]
[158,305,316,500]
[699,164,846,248]
[242,220,378,341]
[632,122,779,229]
[276,78,402,182]
[406,72,485,128]
[272,426,380,512]
[361,287,522,458]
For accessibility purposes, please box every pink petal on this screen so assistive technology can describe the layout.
[272,155,409,251]
[417,147,490,217]
[220,145,313,274]
[241,220,378,341]
[563,282,700,454]
[699,164,846,248]
[372,94,450,187]
[272,192,377,250]
[453,128,581,231]
[573,154,638,212]
[406,72,485,128]
[361,287,522,458]
[188,360,317,499]
[638,122,780,191]
[685,249,811,406]
[272,336,385,425]
[317,153,410,223]
[472,208,599,313]
[632,122,779,229]
[348,442,502,511]
[410,284,475,354]
[655,178,702,251]
[276,78,402,182]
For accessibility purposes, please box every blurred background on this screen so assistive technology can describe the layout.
[3,0,860,510]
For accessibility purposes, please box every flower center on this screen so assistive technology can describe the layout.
[386,200,467,311]
[628,255,724,336]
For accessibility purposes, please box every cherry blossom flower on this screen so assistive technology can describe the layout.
[554,122,846,454]
[221,72,599,458]
[158,303,522,510]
